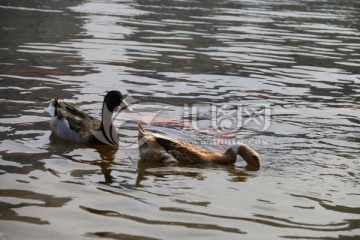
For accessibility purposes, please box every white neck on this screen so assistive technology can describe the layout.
[230,144,240,154]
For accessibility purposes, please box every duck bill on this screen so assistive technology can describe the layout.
[120,99,133,112]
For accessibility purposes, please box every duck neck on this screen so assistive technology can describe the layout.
[101,102,113,125]
[221,143,245,164]
[218,148,237,164]
[99,102,118,145]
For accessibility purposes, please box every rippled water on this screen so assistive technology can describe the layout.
[1,0,360,239]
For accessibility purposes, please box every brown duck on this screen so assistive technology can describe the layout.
[138,123,260,168]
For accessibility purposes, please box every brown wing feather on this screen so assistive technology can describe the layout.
[57,101,95,121]
[138,123,229,164]
[56,100,101,133]
[153,135,220,164]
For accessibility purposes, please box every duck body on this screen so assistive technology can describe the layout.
[138,123,260,167]
[47,91,130,146]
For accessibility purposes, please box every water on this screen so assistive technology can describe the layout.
[0,0,359,239]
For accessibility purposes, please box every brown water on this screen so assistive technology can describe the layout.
[0,0,360,239]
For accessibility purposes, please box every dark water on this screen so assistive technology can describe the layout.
[0,0,359,239]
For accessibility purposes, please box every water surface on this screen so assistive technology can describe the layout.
[0,0,359,239]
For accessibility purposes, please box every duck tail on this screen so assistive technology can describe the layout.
[138,122,146,133]
[46,98,58,117]
[138,122,147,140]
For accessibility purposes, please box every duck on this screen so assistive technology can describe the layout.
[137,123,260,168]
[46,90,132,146]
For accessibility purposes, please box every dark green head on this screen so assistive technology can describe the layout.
[104,90,133,113]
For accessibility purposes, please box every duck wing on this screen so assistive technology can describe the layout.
[151,132,201,151]
[56,100,90,119]
[152,133,213,163]
[55,100,101,132]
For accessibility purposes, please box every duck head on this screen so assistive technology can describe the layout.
[231,144,260,168]
[104,90,133,112]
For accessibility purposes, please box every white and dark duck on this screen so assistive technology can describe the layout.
[47,90,132,146]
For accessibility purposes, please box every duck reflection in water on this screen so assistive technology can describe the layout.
[135,161,256,187]
[48,133,118,184]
